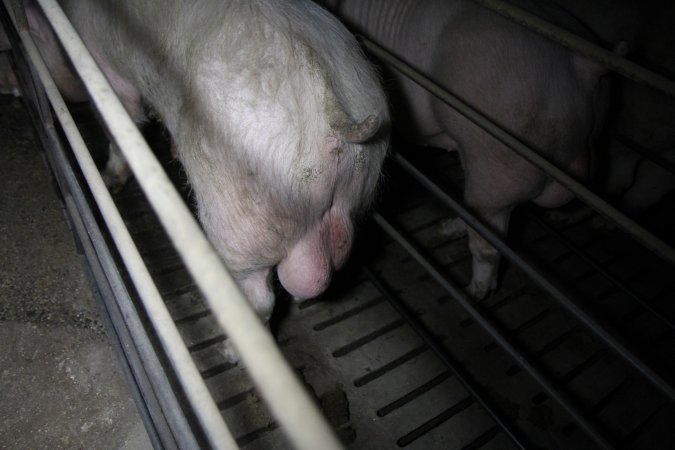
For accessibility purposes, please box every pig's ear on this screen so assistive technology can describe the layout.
[331,115,381,144]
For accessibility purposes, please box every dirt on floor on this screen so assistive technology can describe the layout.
[0,93,151,450]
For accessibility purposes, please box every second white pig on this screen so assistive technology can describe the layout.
[322,0,609,297]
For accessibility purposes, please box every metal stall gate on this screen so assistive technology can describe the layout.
[2,0,674,449]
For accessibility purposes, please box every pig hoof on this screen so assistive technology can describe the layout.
[466,279,495,299]
[218,339,241,364]
[439,218,467,239]
[102,168,130,193]
[102,143,131,193]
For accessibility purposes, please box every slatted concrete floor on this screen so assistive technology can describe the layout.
[97,126,675,449]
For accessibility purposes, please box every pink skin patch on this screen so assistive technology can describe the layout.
[327,210,353,269]
[277,207,353,299]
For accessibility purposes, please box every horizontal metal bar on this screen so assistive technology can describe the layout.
[30,0,345,448]
[361,37,675,267]
[14,11,239,450]
[371,212,614,450]
[393,152,675,403]
[363,266,531,450]
[471,0,675,97]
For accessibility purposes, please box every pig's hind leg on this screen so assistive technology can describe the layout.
[439,206,510,298]
[438,202,511,298]
[101,143,131,192]
[440,211,507,298]
[95,58,145,192]
[237,269,276,323]
[465,210,510,298]
[219,268,276,363]
[448,149,525,298]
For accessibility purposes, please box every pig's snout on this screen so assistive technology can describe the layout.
[277,209,353,300]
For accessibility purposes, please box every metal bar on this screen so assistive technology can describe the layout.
[63,195,174,450]
[362,266,531,450]
[32,0,344,448]
[371,212,615,450]
[527,210,675,333]
[361,37,675,267]
[470,0,675,97]
[52,139,201,450]
[613,134,675,178]
[15,14,239,450]
[393,152,675,403]
[1,4,196,448]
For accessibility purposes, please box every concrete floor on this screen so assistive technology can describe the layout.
[0,93,151,449]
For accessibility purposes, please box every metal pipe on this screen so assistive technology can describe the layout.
[471,0,675,97]
[526,210,675,333]
[62,196,179,450]
[15,16,239,450]
[613,134,675,178]
[55,142,203,450]
[393,152,675,403]
[29,1,345,448]
[1,3,198,447]
[361,38,675,267]
[371,212,615,450]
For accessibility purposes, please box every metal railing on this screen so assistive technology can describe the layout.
[6,0,673,448]
[2,0,344,448]
[338,0,675,390]
[361,38,675,267]
[369,211,616,449]
[325,0,675,447]
[471,0,675,97]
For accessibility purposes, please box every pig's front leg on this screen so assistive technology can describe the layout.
[219,268,275,363]
[237,268,276,323]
